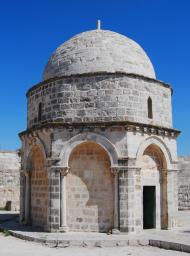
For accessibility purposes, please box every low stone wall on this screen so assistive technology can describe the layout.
[0,151,20,211]
[178,156,190,211]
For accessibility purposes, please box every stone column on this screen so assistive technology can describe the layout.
[111,167,120,234]
[60,167,69,232]
[19,170,25,223]
[24,171,31,225]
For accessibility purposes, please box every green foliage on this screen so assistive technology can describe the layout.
[0,229,11,236]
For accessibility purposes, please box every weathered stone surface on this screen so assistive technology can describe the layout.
[178,157,190,211]
[43,29,155,81]
[27,74,172,129]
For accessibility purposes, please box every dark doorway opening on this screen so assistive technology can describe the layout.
[143,186,156,229]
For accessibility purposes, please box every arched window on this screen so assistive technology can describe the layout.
[148,97,153,119]
[38,103,42,122]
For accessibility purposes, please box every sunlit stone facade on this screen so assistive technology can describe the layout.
[19,27,180,232]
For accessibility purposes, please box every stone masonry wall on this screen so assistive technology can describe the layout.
[0,151,20,211]
[178,156,190,211]
[27,74,172,129]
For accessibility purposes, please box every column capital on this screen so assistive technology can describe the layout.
[20,169,25,175]
[60,167,70,176]
[110,167,120,175]
[50,166,70,176]
[21,170,31,177]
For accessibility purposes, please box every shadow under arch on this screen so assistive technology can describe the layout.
[24,137,47,171]
[66,140,114,232]
[59,132,119,168]
[23,143,48,229]
[137,140,170,230]
[136,136,173,170]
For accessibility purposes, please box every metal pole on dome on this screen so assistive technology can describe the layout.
[97,20,101,30]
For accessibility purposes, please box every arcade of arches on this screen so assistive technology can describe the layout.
[20,136,178,233]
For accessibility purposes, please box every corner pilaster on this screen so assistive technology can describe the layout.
[46,166,61,232]
[118,160,141,233]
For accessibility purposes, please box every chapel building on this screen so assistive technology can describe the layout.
[19,23,180,233]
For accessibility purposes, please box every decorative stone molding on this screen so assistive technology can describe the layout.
[19,120,180,140]
[125,124,179,138]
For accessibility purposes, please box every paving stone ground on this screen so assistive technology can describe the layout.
[0,233,189,256]
[0,211,190,253]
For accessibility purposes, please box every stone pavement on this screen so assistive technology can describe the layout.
[0,234,189,256]
[0,211,190,253]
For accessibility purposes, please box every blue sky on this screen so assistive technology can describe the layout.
[0,0,189,156]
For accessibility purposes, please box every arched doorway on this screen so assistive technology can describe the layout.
[140,144,168,229]
[30,146,48,228]
[67,141,114,232]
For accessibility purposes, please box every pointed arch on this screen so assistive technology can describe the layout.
[136,136,173,169]
[58,132,119,168]
[24,137,47,171]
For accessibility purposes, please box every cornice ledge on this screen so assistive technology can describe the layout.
[19,121,180,139]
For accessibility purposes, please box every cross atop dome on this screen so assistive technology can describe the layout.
[97,19,101,30]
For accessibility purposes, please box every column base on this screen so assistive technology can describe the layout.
[112,228,120,234]
[59,226,69,232]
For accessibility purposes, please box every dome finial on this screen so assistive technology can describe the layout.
[97,20,101,30]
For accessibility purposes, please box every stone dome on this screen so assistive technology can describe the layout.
[43,29,156,81]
